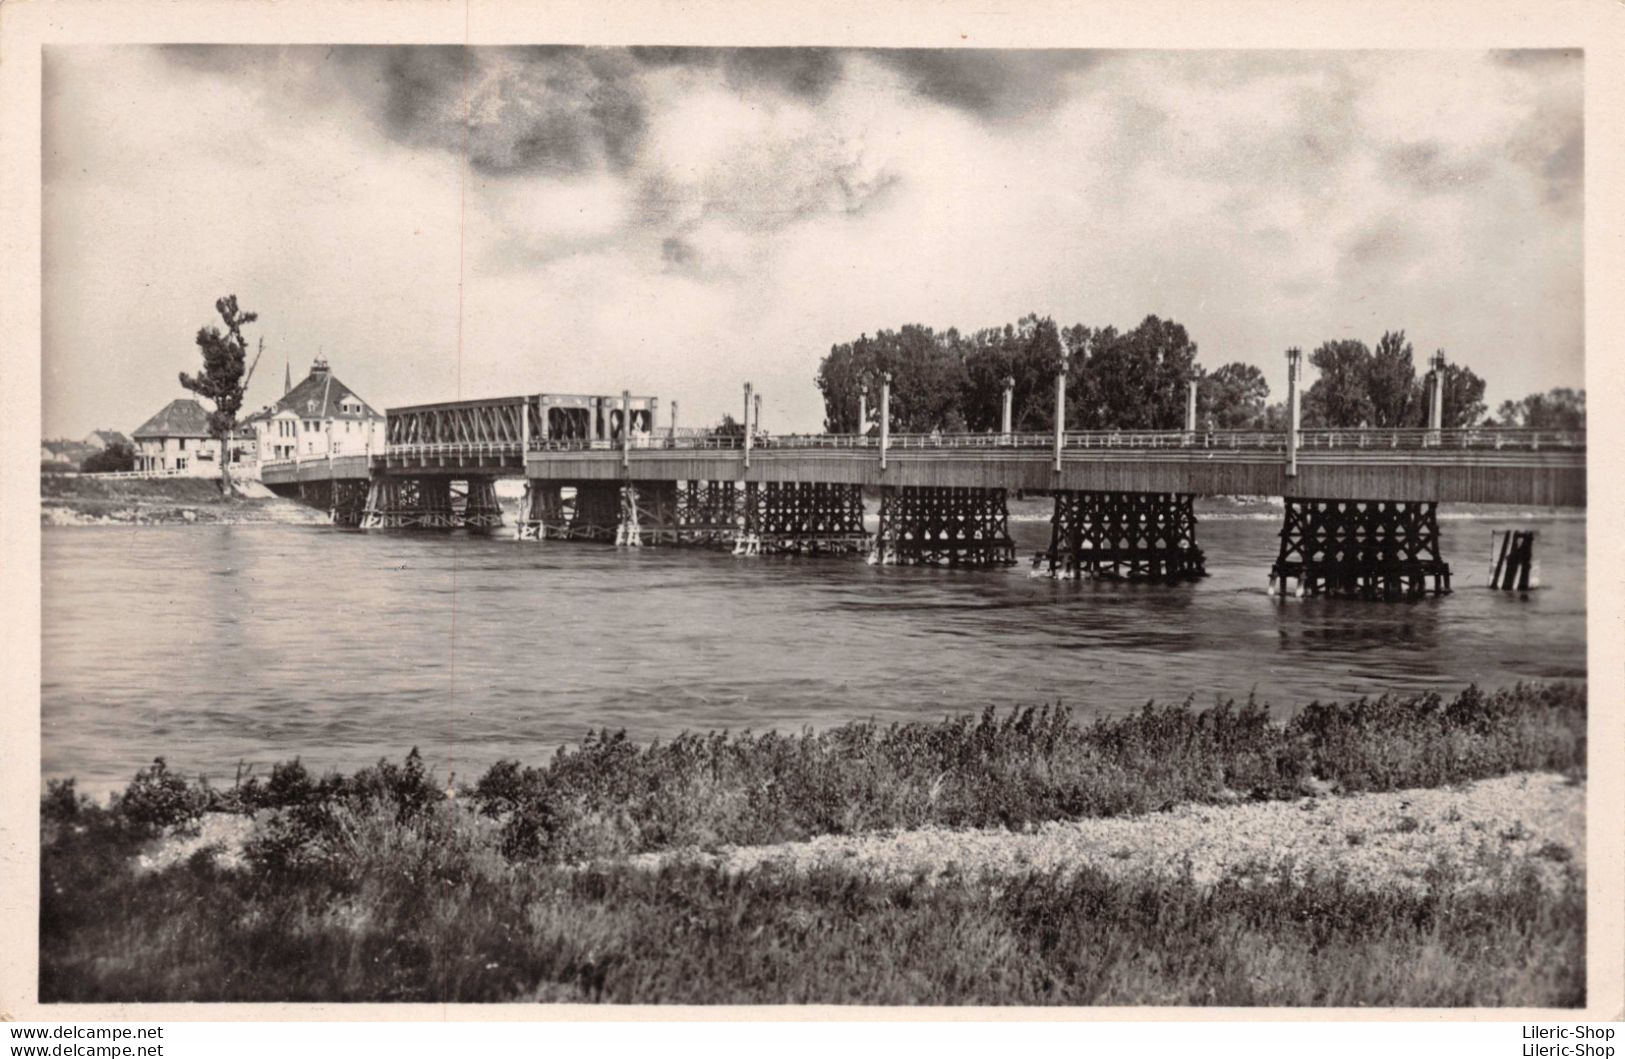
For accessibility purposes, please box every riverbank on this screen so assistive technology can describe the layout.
[40,474,328,526]
[40,683,1586,1004]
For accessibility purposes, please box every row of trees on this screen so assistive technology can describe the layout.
[1492,387,1585,430]
[815,314,1213,434]
[1300,332,1485,430]
[814,315,1505,434]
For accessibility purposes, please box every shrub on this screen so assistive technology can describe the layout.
[118,758,207,834]
[42,778,86,827]
[81,442,136,474]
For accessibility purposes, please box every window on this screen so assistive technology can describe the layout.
[176,457,187,471]
[179,438,187,450]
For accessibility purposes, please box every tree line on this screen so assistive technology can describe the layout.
[814,314,1578,434]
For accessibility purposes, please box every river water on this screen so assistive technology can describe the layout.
[41,510,1587,794]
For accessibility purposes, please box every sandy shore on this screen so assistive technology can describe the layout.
[40,475,331,526]
[629,771,1583,894]
[42,498,331,526]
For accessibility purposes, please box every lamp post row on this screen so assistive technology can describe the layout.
[734,344,1358,478]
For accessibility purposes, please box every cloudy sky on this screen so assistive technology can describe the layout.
[42,46,1582,437]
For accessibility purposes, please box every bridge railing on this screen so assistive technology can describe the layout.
[1294,428,1582,451]
[254,428,1585,468]
[382,442,524,459]
[513,427,1583,454]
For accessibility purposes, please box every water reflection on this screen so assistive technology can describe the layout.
[41,515,1586,794]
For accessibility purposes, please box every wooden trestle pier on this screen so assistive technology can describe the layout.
[258,389,1585,601]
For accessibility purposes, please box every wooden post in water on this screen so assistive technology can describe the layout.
[743,382,753,469]
[879,372,891,471]
[1001,376,1014,439]
[1286,347,1302,478]
[1053,359,1067,473]
[1491,529,1537,591]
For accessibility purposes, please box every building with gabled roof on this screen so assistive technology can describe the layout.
[248,357,385,463]
[131,397,219,474]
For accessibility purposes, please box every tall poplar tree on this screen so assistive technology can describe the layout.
[179,295,258,496]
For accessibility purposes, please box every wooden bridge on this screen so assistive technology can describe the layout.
[259,388,1585,600]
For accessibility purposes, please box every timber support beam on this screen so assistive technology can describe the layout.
[516,479,622,541]
[1034,490,1205,582]
[871,486,1014,567]
[361,476,456,530]
[739,481,868,556]
[1269,497,1451,599]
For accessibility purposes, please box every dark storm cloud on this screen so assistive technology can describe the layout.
[634,46,1108,116]
[155,44,647,178]
[631,46,847,101]
[863,49,1107,119]
[153,44,1111,190]
[364,46,647,177]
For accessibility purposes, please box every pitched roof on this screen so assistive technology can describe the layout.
[88,429,130,448]
[133,398,213,439]
[272,364,382,421]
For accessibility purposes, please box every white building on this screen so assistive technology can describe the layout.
[131,398,222,475]
[246,357,385,462]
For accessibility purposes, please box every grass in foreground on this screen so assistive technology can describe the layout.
[39,682,1586,1004]
[41,810,1583,1005]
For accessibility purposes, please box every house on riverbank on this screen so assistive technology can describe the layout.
[244,357,384,463]
[131,398,220,475]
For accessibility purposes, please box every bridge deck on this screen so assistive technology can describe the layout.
[258,428,1586,507]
